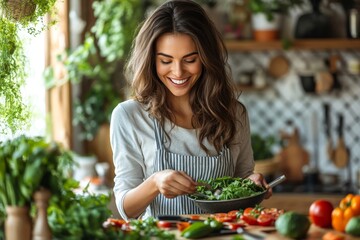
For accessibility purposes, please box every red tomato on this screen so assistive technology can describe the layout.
[190,215,201,220]
[257,213,274,226]
[213,213,234,222]
[176,222,190,231]
[309,199,334,228]
[224,222,245,230]
[107,218,126,227]
[241,214,258,225]
[157,221,172,228]
[227,210,239,219]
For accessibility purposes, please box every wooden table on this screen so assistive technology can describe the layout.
[171,214,358,240]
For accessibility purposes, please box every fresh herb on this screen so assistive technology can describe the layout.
[192,177,264,200]
[128,217,176,240]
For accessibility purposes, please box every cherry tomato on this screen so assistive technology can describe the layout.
[213,213,234,222]
[309,199,334,228]
[225,222,245,230]
[176,222,190,231]
[107,218,126,227]
[227,210,239,219]
[157,221,172,228]
[257,213,274,226]
[241,214,258,225]
[190,215,201,220]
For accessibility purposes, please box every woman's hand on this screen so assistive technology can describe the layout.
[247,173,272,199]
[154,170,197,198]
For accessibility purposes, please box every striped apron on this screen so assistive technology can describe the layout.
[150,119,234,216]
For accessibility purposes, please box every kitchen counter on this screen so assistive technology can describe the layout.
[261,193,343,215]
[171,215,357,240]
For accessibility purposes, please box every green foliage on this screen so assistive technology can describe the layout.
[248,0,304,21]
[48,188,122,239]
[251,133,277,160]
[0,135,74,207]
[0,0,57,135]
[0,0,57,35]
[44,0,144,140]
[0,18,30,135]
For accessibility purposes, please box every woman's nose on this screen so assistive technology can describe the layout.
[172,62,184,77]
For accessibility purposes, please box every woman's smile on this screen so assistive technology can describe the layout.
[156,33,202,98]
[168,77,190,85]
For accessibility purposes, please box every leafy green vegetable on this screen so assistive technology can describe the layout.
[191,176,264,200]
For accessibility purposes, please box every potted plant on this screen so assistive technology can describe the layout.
[0,135,73,240]
[0,0,57,135]
[251,133,280,176]
[248,0,304,41]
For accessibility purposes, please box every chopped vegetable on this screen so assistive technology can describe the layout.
[190,176,264,200]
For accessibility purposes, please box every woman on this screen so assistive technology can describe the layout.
[110,0,271,220]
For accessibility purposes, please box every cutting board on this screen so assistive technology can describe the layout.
[279,128,309,182]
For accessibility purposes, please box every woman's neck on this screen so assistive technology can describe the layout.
[168,95,194,129]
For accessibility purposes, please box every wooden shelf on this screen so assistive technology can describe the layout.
[225,39,360,51]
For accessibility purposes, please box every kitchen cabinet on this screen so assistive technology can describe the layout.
[225,39,360,51]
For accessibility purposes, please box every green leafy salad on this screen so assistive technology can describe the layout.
[191,176,264,200]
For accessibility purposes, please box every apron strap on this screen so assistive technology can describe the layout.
[153,119,164,150]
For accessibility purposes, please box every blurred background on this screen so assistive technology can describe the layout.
[1,0,360,199]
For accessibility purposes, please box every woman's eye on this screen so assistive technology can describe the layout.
[184,59,196,63]
[160,60,171,64]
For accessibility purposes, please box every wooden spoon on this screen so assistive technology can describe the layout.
[333,114,348,168]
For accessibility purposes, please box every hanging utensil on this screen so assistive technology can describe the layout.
[323,103,334,161]
[334,114,349,168]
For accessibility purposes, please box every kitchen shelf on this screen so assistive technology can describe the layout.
[225,39,360,51]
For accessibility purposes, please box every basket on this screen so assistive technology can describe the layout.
[3,0,36,21]
[254,156,280,176]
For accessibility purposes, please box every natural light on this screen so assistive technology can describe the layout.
[0,30,46,141]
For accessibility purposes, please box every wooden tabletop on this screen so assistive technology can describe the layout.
[171,214,358,240]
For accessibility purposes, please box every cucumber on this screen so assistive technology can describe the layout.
[275,211,310,239]
[181,222,214,239]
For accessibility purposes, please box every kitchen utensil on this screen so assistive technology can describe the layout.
[188,175,286,213]
[279,128,309,182]
[334,114,349,168]
[315,71,334,94]
[237,227,264,240]
[299,72,316,93]
[268,55,290,79]
[323,103,334,161]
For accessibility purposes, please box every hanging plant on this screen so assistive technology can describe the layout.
[0,0,57,135]
[0,17,30,135]
[0,0,57,35]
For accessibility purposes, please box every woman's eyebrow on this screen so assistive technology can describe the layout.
[156,51,198,58]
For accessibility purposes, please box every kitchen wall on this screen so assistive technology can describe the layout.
[213,0,360,193]
[229,50,360,193]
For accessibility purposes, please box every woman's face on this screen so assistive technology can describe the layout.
[155,33,202,99]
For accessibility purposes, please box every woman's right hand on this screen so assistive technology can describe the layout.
[154,170,197,199]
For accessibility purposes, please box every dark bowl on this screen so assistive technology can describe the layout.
[187,190,267,213]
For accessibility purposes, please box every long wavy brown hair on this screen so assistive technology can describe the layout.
[125,0,240,153]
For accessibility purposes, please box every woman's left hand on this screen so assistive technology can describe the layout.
[247,173,272,199]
